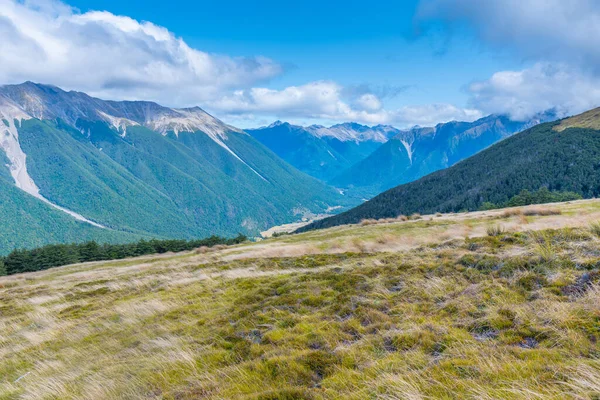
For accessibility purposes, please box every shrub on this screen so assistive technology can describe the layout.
[522,208,562,216]
[502,207,561,218]
[359,219,378,226]
[501,209,522,218]
[487,225,506,237]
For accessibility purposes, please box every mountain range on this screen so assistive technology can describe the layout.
[299,108,600,232]
[0,82,573,255]
[248,114,553,197]
[0,82,350,254]
[247,121,397,181]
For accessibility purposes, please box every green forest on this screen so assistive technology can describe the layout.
[0,234,247,276]
[480,187,582,210]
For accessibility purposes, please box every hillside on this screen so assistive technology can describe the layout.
[330,114,550,194]
[2,200,600,398]
[0,175,145,253]
[300,111,600,232]
[247,121,396,181]
[0,83,351,254]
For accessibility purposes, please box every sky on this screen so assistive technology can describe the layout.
[1,0,600,128]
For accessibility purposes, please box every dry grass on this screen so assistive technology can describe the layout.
[554,107,600,132]
[486,224,506,236]
[502,207,562,218]
[2,199,600,399]
[589,221,600,238]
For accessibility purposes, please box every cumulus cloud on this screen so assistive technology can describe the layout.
[469,63,600,120]
[355,94,382,112]
[0,0,283,105]
[341,83,411,101]
[393,103,482,127]
[214,81,481,127]
[416,0,600,119]
[0,0,486,128]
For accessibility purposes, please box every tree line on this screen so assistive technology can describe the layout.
[480,187,582,210]
[0,234,247,276]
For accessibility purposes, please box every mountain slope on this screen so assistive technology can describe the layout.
[0,82,350,254]
[0,173,144,253]
[330,115,548,194]
[299,109,600,231]
[247,121,396,181]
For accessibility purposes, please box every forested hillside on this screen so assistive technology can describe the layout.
[330,114,549,194]
[0,83,350,254]
[300,114,600,231]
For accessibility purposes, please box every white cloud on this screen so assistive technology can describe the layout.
[214,81,482,127]
[0,0,283,105]
[0,0,487,128]
[469,63,600,120]
[355,94,382,112]
[416,0,600,120]
[393,103,482,127]
[416,0,600,68]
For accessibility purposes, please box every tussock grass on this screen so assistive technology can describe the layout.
[589,221,600,237]
[358,214,423,228]
[2,201,600,398]
[502,207,562,218]
[486,224,506,237]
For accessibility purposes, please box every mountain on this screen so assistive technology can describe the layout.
[299,108,600,231]
[0,82,350,254]
[330,114,552,194]
[246,121,397,181]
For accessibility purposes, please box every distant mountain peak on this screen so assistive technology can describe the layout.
[259,120,400,143]
[306,123,397,143]
[268,120,287,128]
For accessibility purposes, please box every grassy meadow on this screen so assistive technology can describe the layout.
[1,200,600,399]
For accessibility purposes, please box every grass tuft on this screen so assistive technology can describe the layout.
[486,225,506,237]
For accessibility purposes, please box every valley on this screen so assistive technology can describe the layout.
[249,114,553,198]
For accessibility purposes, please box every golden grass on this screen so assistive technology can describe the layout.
[554,107,600,132]
[2,200,600,399]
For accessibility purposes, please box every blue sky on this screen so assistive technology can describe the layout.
[63,0,515,123]
[2,0,600,128]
